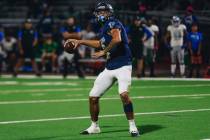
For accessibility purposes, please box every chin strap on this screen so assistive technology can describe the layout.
[98,15,106,22]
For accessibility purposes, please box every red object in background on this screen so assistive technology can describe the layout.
[139,4,147,13]
[186,5,194,13]
[87,60,105,70]
[204,66,210,78]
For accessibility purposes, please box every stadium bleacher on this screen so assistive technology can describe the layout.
[0,0,210,77]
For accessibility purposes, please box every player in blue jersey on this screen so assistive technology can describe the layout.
[187,24,202,78]
[64,2,139,137]
[14,19,40,77]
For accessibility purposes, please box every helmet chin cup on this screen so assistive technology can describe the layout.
[98,15,106,22]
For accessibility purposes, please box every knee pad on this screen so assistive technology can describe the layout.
[89,97,99,104]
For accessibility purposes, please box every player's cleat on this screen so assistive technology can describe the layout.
[170,74,175,78]
[13,72,17,78]
[181,74,186,78]
[36,73,42,77]
[80,125,101,135]
[129,127,140,137]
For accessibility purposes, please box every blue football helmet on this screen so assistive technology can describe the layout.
[94,2,114,22]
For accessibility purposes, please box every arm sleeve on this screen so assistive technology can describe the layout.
[75,26,81,32]
[108,21,121,30]
[153,25,159,33]
[143,27,152,40]
[60,27,67,33]
[182,24,187,31]
[166,26,171,32]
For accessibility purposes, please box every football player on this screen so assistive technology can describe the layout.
[143,18,159,77]
[165,16,187,77]
[65,2,139,137]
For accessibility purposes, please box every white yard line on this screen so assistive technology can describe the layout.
[0,93,210,105]
[0,84,210,94]
[0,88,90,94]
[1,74,210,81]
[139,77,210,81]
[0,81,78,86]
[0,108,210,125]
[132,84,210,89]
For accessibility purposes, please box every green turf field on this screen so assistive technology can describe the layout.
[0,77,210,140]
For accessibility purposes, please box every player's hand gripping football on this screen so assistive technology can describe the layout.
[64,39,80,49]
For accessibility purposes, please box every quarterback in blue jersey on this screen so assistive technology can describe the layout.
[64,2,139,137]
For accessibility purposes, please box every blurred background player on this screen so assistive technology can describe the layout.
[143,18,159,77]
[59,16,84,78]
[165,16,187,77]
[14,19,40,77]
[41,34,58,73]
[65,2,139,137]
[1,29,17,74]
[0,0,208,78]
[183,6,198,32]
[37,8,54,37]
[0,43,4,75]
[0,25,4,75]
[129,16,152,78]
[79,23,96,58]
[187,24,202,78]
[0,25,4,42]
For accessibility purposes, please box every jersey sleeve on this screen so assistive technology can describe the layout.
[12,37,17,44]
[60,26,67,33]
[107,20,121,30]
[152,25,159,33]
[75,26,81,32]
[166,26,171,32]
[143,27,153,39]
[181,24,187,31]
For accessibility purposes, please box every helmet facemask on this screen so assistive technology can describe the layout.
[94,10,111,23]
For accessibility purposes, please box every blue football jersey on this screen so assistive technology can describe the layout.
[99,17,132,70]
[187,32,202,52]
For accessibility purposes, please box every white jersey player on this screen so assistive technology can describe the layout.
[143,18,159,76]
[143,23,159,50]
[165,16,187,77]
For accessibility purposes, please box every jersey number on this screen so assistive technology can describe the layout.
[173,31,182,40]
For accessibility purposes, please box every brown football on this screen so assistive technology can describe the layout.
[64,41,75,54]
